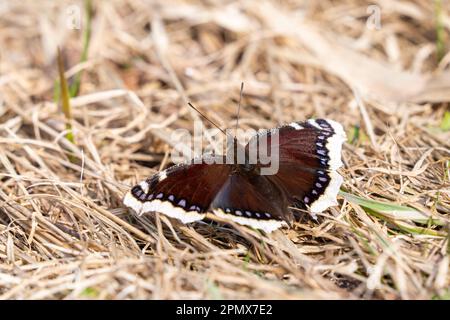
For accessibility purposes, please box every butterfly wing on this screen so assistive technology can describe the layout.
[123,155,231,224]
[247,118,346,214]
[210,173,290,233]
[124,119,346,233]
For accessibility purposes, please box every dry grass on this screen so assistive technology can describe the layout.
[0,0,449,300]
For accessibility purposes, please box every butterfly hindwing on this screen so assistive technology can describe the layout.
[210,173,291,233]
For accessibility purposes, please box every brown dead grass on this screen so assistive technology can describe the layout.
[0,0,449,299]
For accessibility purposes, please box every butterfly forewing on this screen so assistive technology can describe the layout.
[123,156,231,224]
[247,119,346,214]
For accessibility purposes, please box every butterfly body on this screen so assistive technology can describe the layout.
[124,119,346,233]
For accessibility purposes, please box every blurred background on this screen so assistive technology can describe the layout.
[0,0,449,300]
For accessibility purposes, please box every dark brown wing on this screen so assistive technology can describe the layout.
[124,119,345,233]
[247,118,346,214]
[210,173,290,233]
[123,155,232,224]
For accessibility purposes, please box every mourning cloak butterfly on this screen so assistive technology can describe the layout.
[123,119,346,233]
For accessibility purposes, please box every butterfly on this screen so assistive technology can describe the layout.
[123,118,346,233]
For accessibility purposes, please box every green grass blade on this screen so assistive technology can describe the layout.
[340,191,446,227]
[57,47,76,158]
[440,111,450,131]
[69,0,92,97]
[435,0,445,62]
[53,79,60,103]
[366,208,446,236]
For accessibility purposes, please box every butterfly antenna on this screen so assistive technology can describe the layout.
[235,82,244,138]
[187,102,227,136]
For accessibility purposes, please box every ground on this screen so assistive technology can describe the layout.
[0,0,449,299]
